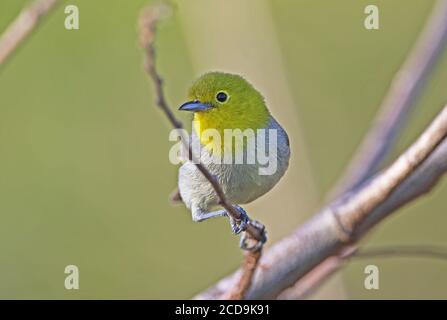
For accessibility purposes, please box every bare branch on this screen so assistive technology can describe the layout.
[276,246,356,300]
[0,0,59,68]
[139,1,447,300]
[277,244,447,299]
[196,105,447,299]
[280,0,447,300]
[139,4,266,300]
[337,107,447,234]
[334,0,447,195]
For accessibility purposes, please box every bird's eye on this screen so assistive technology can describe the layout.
[216,91,228,103]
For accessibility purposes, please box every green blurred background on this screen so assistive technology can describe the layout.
[0,0,446,299]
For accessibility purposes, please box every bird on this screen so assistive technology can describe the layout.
[174,72,290,234]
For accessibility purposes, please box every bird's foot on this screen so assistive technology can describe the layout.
[228,205,250,234]
[239,219,267,251]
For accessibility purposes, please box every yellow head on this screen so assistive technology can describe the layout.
[179,72,270,149]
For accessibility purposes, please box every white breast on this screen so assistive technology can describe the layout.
[178,116,290,211]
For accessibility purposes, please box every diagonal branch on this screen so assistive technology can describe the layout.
[197,0,447,300]
[0,0,59,69]
[277,244,447,299]
[333,0,447,196]
[139,4,266,300]
[279,0,447,299]
[196,104,447,299]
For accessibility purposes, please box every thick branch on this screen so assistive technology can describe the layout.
[196,105,447,299]
[334,0,447,194]
[0,0,59,68]
[280,0,447,299]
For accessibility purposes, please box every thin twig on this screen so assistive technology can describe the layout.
[0,0,59,68]
[138,4,265,300]
[279,0,447,300]
[222,250,262,300]
[355,245,447,260]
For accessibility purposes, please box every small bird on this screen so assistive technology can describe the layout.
[175,72,290,233]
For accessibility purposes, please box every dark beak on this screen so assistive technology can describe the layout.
[178,100,213,112]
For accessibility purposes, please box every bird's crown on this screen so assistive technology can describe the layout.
[186,72,270,132]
